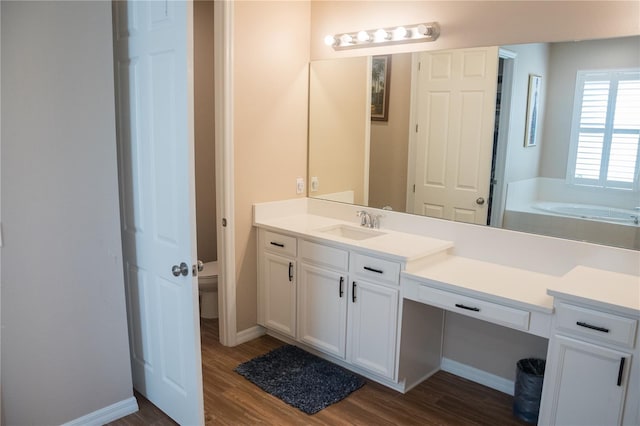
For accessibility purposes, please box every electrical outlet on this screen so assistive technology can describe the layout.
[296,177,305,194]
[310,176,319,192]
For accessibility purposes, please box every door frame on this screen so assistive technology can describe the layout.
[213,0,236,346]
[489,48,517,228]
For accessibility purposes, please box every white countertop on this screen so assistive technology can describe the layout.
[403,254,557,314]
[254,201,639,317]
[548,266,640,317]
[254,213,453,262]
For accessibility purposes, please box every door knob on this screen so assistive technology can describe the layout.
[197,260,204,272]
[172,262,189,277]
[476,197,485,205]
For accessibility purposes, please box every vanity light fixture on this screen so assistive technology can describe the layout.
[324,22,440,50]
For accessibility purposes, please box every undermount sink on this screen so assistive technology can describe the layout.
[317,224,386,241]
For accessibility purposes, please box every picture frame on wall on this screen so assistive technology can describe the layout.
[524,74,542,147]
[371,55,391,121]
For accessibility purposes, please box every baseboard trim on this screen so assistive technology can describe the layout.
[441,357,514,396]
[236,325,266,345]
[62,396,139,426]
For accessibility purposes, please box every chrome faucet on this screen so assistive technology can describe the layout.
[356,210,371,227]
[356,210,382,229]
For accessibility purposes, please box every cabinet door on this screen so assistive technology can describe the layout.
[348,280,398,380]
[261,252,296,338]
[541,334,630,426]
[298,264,347,359]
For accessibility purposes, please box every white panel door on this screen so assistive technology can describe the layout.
[298,263,348,359]
[413,47,498,224]
[347,280,398,380]
[113,1,204,425]
[541,335,630,426]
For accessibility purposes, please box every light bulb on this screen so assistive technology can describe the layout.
[374,29,388,42]
[357,31,370,42]
[339,34,353,45]
[393,26,407,40]
[415,24,432,37]
[324,35,336,46]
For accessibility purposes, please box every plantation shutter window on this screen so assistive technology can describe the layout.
[567,69,640,190]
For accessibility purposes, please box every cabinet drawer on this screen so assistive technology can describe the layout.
[412,282,530,331]
[351,253,400,286]
[300,240,349,271]
[555,302,637,349]
[263,231,297,257]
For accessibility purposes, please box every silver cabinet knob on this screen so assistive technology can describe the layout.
[476,197,485,205]
[172,262,189,277]
[197,260,204,272]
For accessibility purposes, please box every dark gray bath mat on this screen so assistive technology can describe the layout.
[234,345,365,414]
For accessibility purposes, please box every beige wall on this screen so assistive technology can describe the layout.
[309,56,368,204]
[233,1,310,331]
[195,0,217,262]
[369,52,411,211]
[310,1,640,60]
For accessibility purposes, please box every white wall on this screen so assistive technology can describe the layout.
[502,43,549,183]
[1,2,133,424]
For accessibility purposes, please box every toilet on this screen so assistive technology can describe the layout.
[198,261,219,319]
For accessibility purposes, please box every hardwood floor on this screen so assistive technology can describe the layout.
[110,319,529,425]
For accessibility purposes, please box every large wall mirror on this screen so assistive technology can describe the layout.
[308,36,640,250]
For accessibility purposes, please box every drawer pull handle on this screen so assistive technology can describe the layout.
[455,303,480,312]
[339,277,344,298]
[617,357,626,386]
[352,282,357,303]
[270,242,285,248]
[576,321,609,333]
[288,262,293,282]
[364,266,384,274]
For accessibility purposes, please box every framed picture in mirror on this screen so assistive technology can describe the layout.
[371,55,391,121]
[524,74,542,147]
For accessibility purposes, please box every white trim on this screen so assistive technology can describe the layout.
[441,357,514,396]
[405,52,420,213]
[62,397,139,426]
[214,0,237,347]
[490,49,517,228]
[236,325,267,345]
[363,56,372,206]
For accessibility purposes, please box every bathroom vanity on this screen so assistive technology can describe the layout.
[253,198,639,426]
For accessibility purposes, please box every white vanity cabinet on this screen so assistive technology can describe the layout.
[297,240,349,359]
[257,227,404,384]
[347,253,400,380]
[539,300,639,426]
[298,242,401,381]
[257,230,297,338]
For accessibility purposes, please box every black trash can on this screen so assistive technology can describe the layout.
[513,358,546,424]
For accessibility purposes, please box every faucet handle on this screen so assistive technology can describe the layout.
[371,214,383,229]
[356,210,370,227]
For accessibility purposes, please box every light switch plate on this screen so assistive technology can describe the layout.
[296,177,304,194]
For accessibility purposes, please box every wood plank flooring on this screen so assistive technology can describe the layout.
[110,319,529,425]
